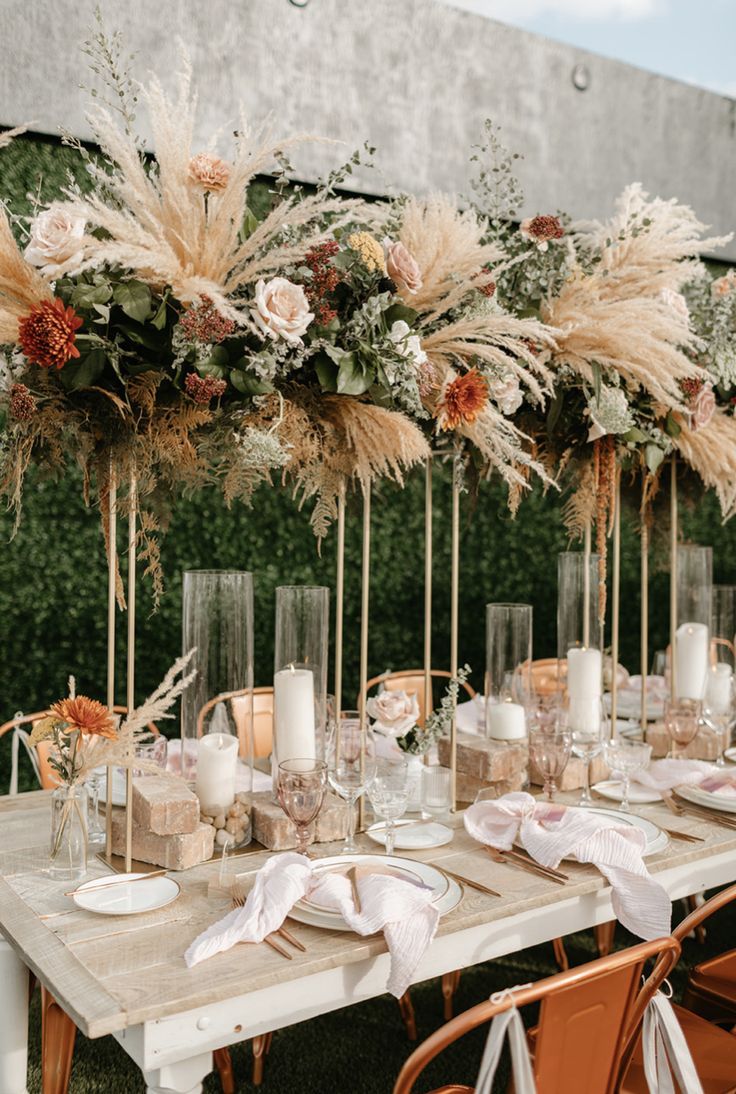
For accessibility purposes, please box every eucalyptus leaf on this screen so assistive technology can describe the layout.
[645,444,665,475]
[315,355,338,392]
[591,362,602,405]
[664,412,682,438]
[151,294,169,331]
[241,206,259,239]
[336,353,372,395]
[230,370,274,395]
[622,427,649,444]
[383,302,418,328]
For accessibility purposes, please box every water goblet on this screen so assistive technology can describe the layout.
[367,757,409,855]
[664,699,701,759]
[529,727,572,801]
[327,712,377,854]
[565,701,605,807]
[603,738,652,812]
[703,666,735,767]
[277,758,328,856]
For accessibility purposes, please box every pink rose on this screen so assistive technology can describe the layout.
[712,271,736,298]
[385,241,423,294]
[188,153,231,193]
[692,381,716,431]
[488,373,522,415]
[659,288,689,321]
[250,277,314,345]
[24,206,86,270]
[366,689,420,737]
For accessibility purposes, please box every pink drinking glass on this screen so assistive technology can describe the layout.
[277,759,328,856]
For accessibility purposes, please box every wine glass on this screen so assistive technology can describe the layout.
[603,737,652,812]
[529,727,572,801]
[327,712,377,854]
[663,699,701,759]
[367,757,409,855]
[565,699,605,807]
[702,665,735,767]
[277,759,327,857]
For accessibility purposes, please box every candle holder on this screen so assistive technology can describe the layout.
[180,571,254,788]
[674,546,712,701]
[712,585,736,668]
[273,585,329,800]
[484,603,532,741]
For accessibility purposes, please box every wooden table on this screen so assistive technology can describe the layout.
[2,789,736,1093]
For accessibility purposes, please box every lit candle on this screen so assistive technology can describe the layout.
[675,623,709,700]
[706,662,733,714]
[195,732,238,813]
[486,700,527,740]
[273,664,316,763]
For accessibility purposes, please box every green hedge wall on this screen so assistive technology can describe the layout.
[2,136,736,789]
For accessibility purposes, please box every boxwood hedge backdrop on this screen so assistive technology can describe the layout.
[2,135,736,791]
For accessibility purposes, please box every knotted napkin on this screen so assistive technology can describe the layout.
[184,852,439,996]
[627,759,726,795]
[464,792,671,940]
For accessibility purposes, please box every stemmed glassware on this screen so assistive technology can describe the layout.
[367,757,409,855]
[529,727,572,801]
[702,663,735,767]
[277,758,327,856]
[565,700,606,807]
[664,699,701,759]
[327,712,377,854]
[603,737,652,812]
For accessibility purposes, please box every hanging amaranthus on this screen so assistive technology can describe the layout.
[593,435,617,629]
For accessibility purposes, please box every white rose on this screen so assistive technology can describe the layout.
[659,287,689,321]
[388,320,428,368]
[488,373,522,415]
[366,689,420,738]
[25,206,86,270]
[250,277,314,345]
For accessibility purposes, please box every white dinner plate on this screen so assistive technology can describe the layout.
[537,805,668,857]
[677,781,736,814]
[591,780,660,805]
[72,873,181,916]
[603,692,664,722]
[366,820,454,850]
[723,748,736,765]
[289,854,462,931]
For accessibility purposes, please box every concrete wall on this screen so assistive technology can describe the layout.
[1,0,734,257]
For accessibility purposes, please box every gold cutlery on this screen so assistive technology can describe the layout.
[347,866,363,914]
[441,868,501,898]
[664,791,736,830]
[588,790,704,843]
[231,894,305,959]
[65,869,168,897]
[484,846,568,884]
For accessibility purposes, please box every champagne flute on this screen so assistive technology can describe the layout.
[277,759,327,857]
[327,712,377,854]
[529,727,572,801]
[367,757,409,855]
[565,699,605,807]
[702,665,735,767]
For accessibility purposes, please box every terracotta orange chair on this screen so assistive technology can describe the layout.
[393,935,680,1094]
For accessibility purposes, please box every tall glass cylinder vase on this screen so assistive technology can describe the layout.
[273,586,329,798]
[712,585,736,669]
[674,546,712,700]
[484,603,532,741]
[180,571,254,791]
[557,550,602,731]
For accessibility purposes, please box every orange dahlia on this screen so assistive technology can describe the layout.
[18,298,83,370]
[51,696,117,740]
[438,368,488,431]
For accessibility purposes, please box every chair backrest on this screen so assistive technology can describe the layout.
[231,687,274,760]
[672,882,736,944]
[361,670,477,729]
[392,936,680,1094]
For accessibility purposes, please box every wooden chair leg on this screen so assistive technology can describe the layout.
[441,970,462,1021]
[41,987,77,1094]
[594,921,617,958]
[398,990,418,1040]
[252,1031,273,1087]
[213,1047,235,1094]
[552,936,569,971]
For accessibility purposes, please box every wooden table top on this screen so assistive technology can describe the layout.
[1,788,734,1039]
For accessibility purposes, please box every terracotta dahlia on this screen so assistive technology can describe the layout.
[18,298,83,370]
[51,696,117,740]
[438,368,488,431]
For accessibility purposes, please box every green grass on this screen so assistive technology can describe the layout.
[25,898,734,1093]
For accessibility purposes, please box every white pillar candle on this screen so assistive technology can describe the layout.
[567,696,601,734]
[486,700,527,740]
[675,622,709,701]
[273,665,316,762]
[566,648,602,699]
[706,662,733,714]
[195,732,238,813]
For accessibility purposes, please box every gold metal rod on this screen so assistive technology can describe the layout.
[670,454,678,701]
[641,476,649,737]
[424,458,433,730]
[583,519,592,649]
[105,467,117,861]
[334,480,346,766]
[611,468,621,733]
[450,454,461,812]
[125,474,137,873]
[358,483,371,831]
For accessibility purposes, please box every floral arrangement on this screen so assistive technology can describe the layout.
[366,666,471,755]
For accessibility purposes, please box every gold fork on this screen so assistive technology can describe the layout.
[231,894,306,958]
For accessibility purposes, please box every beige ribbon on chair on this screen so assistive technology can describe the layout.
[475,986,536,1094]
[642,990,704,1094]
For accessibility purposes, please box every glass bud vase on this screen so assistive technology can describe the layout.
[49,784,88,882]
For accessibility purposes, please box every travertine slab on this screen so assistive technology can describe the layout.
[440,732,608,792]
[110,809,214,870]
[646,721,721,761]
[250,791,347,850]
[132,776,199,836]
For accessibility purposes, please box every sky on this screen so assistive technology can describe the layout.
[441,0,736,97]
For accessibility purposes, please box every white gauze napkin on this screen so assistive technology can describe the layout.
[627,759,720,794]
[184,852,440,997]
[464,792,671,940]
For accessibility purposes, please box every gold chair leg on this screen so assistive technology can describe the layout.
[398,990,418,1040]
[213,1046,235,1094]
[441,970,462,1021]
[252,1031,274,1087]
[41,987,77,1094]
[594,921,617,957]
[552,937,569,971]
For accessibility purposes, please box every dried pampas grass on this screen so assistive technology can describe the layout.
[0,124,30,151]
[0,206,52,342]
[673,412,736,519]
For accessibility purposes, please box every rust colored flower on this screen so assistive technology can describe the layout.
[51,696,117,740]
[185,372,228,404]
[438,368,488,431]
[188,152,231,193]
[18,298,83,370]
[519,214,564,251]
[9,383,36,421]
[180,296,236,344]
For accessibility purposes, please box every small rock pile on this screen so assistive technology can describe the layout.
[200,792,252,849]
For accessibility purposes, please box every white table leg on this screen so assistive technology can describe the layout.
[0,935,29,1094]
[143,1050,212,1094]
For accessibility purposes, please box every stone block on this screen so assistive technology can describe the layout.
[437,733,528,783]
[645,721,720,761]
[132,775,199,836]
[529,753,610,791]
[251,791,348,851]
[110,809,214,870]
